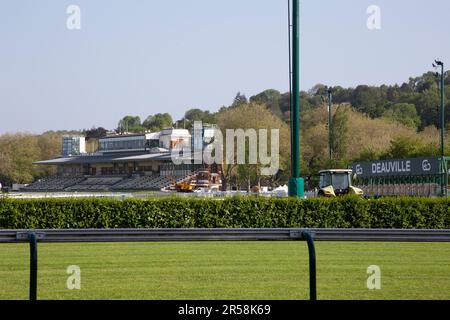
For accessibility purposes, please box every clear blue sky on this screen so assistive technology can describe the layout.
[0,0,449,134]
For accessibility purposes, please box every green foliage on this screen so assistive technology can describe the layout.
[175,109,217,129]
[382,136,420,159]
[249,89,282,117]
[184,109,216,123]
[415,89,440,129]
[216,103,291,190]
[350,85,386,118]
[117,116,143,133]
[354,147,380,162]
[409,71,439,93]
[231,92,248,108]
[304,71,448,131]
[2,70,450,187]
[382,103,420,128]
[0,133,61,185]
[331,105,350,161]
[143,113,173,132]
[1,197,449,229]
[377,136,443,160]
[83,127,108,140]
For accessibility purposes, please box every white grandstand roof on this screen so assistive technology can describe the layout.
[145,132,161,140]
[160,128,191,136]
[33,151,199,165]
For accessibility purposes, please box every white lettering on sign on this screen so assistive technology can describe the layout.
[371,161,411,174]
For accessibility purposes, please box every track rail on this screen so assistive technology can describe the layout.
[2,228,450,301]
[1,228,449,243]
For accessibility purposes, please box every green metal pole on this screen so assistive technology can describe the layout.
[440,63,445,158]
[439,63,446,196]
[288,0,305,197]
[302,231,317,301]
[328,89,332,163]
[29,232,37,301]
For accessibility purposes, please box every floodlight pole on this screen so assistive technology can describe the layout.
[328,89,333,163]
[288,0,305,197]
[438,61,445,158]
[439,62,447,197]
[435,60,447,196]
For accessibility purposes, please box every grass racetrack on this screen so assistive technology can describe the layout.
[1,241,449,300]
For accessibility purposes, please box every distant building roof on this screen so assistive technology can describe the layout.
[146,132,161,140]
[33,150,198,165]
[99,133,146,140]
[160,128,191,136]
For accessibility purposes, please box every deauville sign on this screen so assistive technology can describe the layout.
[351,157,442,177]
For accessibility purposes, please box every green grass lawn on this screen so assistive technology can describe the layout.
[0,241,449,300]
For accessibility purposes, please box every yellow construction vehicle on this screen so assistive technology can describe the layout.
[318,169,363,197]
[175,180,195,192]
[173,170,222,193]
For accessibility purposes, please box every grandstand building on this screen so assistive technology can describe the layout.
[25,126,222,192]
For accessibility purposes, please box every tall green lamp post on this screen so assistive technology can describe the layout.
[434,60,445,158]
[433,59,447,196]
[288,0,305,197]
[328,88,333,163]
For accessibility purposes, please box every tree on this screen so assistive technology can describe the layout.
[414,89,440,129]
[84,127,108,139]
[355,147,380,162]
[278,92,291,118]
[184,109,205,122]
[330,105,350,162]
[231,92,248,108]
[331,86,353,104]
[382,137,419,159]
[0,132,61,184]
[176,109,217,129]
[350,85,385,118]
[217,103,290,191]
[408,72,439,93]
[143,113,173,132]
[35,132,62,177]
[250,89,282,116]
[301,123,328,174]
[386,85,401,103]
[382,103,420,128]
[308,84,327,96]
[117,116,143,133]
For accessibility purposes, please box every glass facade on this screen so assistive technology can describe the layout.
[99,136,146,152]
[62,136,85,156]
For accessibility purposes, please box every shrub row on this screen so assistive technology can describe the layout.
[0,196,449,229]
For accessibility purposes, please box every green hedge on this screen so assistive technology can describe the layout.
[0,196,449,229]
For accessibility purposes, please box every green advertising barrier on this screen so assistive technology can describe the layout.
[351,157,449,197]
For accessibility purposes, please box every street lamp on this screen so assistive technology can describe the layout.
[327,88,333,163]
[433,60,445,157]
[433,59,447,196]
